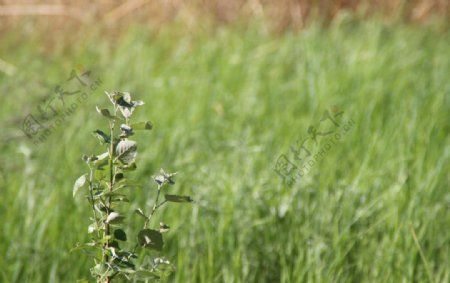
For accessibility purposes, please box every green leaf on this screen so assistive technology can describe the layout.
[95,106,118,120]
[133,100,144,106]
[111,92,145,119]
[122,162,137,171]
[116,92,134,118]
[107,91,124,102]
[117,96,134,108]
[120,124,134,137]
[115,266,135,274]
[73,174,88,197]
[103,192,128,202]
[138,229,163,251]
[116,139,137,164]
[135,208,147,219]
[106,212,125,224]
[164,194,193,203]
[95,202,109,212]
[114,172,124,181]
[110,240,120,249]
[131,121,153,130]
[134,270,161,280]
[89,153,109,172]
[93,130,110,144]
[93,152,109,169]
[114,229,127,241]
[90,263,114,277]
[70,241,98,253]
[153,169,176,185]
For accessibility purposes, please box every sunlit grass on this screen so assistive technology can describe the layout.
[0,20,449,282]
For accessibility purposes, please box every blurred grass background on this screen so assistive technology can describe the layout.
[0,1,449,282]
[0,0,449,32]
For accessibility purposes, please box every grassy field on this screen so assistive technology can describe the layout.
[0,19,449,282]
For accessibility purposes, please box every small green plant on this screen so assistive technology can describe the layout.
[73,91,193,282]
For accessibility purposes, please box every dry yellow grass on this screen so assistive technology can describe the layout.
[0,0,448,34]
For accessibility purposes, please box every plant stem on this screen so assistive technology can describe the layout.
[88,166,100,238]
[144,185,163,229]
[104,104,117,283]
[155,200,168,210]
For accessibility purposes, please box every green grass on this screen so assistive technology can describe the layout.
[0,20,449,282]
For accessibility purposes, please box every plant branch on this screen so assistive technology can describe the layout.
[88,165,100,238]
[104,104,117,283]
[155,200,167,210]
[144,185,163,228]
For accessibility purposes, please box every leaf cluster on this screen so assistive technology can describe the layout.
[73,91,192,282]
